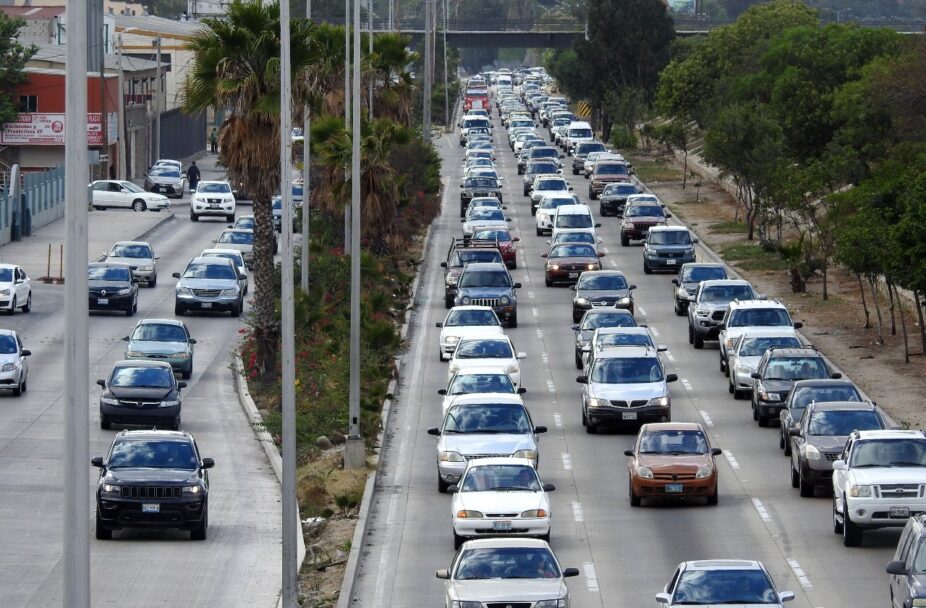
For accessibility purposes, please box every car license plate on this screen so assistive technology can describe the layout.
[666,259,676,265]
[769,407,778,415]
[622,411,637,420]
[493,520,512,531]
[97,298,108,305]
[568,272,579,278]
[209,203,220,209]
[142,503,160,513]
[891,507,910,518]
[665,483,684,493]
[201,302,212,309]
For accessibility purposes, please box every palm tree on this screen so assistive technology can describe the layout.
[183,0,318,382]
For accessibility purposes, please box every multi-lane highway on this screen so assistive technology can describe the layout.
[0,208,282,606]
[348,105,897,606]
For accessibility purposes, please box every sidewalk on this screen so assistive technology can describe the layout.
[0,209,175,280]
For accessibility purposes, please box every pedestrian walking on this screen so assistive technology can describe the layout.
[209,128,218,154]
[187,161,201,193]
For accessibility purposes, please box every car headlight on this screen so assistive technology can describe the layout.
[444,336,460,345]
[575,297,590,306]
[451,601,483,608]
[759,391,781,402]
[676,287,688,298]
[220,288,240,296]
[911,599,926,608]
[725,337,736,349]
[1,362,18,372]
[100,397,120,406]
[0,289,9,296]
[116,288,131,295]
[736,365,754,376]
[550,264,560,270]
[802,444,822,461]
[182,485,204,496]
[513,449,537,460]
[647,396,669,407]
[460,296,471,305]
[500,296,510,305]
[520,509,548,518]
[125,350,145,358]
[587,263,598,270]
[635,464,654,479]
[617,296,632,306]
[159,399,180,408]
[446,274,458,285]
[534,600,567,608]
[696,307,709,317]
[849,484,873,497]
[587,397,610,407]
[177,287,193,296]
[439,451,465,463]
[100,484,121,497]
[696,463,714,479]
[623,222,634,229]
[455,510,483,519]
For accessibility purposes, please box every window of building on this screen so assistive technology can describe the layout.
[18,96,37,113]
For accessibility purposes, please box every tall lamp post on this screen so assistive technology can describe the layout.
[301,0,312,294]
[153,36,161,162]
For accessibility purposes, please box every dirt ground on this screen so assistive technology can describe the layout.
[625,149,926,429]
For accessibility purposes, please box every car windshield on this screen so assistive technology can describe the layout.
[596,163,628,175]
[460,464,541,491]
[582,312,636,330]
[218,231,253,245]
[556,214,593,229]
[107,440,197,470]
[198,183,231,194]
[648,231,691,245]
[452,251,502,266]
[119,181,144,193]
[472,230,511,243]
[88,266,131,282]
[459,270,511,288]
[763,356,829,380]
[541,197,576,210]
[235,218,256,229]
[554,232,595,245]
[455,340,513,359]
[0,268,12,282]
[537,180,566,191]
[0,335,17,354]
[454,547,560,580]
[730,309,791,327]
[528,163,558,174]
[569,128,593,138]
[674,569,778,604]
[531,148,557,158]
[603,184,638,195]
[132,324,188,342]
[577,143,606,155]
[624,205,664,218]
[809,410,882,436]
[598,333,652,349]
[468,209,504,221]
[578,275,627,290]
[550,244,596,258]
[851,439,926,467]
[682,266,727,282]
[110,244,153,258]
[203,252,243,267]
[182,262,236,280]
[110,365,173,389]
[639,430,708,454]
[791,386,861,411]
[448,373,514,396]
[445,309,499,327]
[740,336,802,357]
[591,357,663,383]
[700,284,755,303]
[465,178,498,189]
[150,168,180,178]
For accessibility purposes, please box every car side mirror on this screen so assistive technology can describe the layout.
[629,285,637,290]
[672,279,679,286]
[505,218,512,222]
[833,460,847,471]
[540,253,548,258]
[789,428,802,437]
[188,338,197,344]
[435,322,443,328]
[623,449,635,457]
[710,448,723,456]
[568,186,574,191]
[570,285,577,291]
[427,427,440,436]
[517,387,527,394]
[571,324,580,331]
[666,374,678,383]
[543,483,556,492]
[437,389,447,395]
[460,218,466,222]
[598,252,606,257]
[172,272,181,279]
[665,213,672,218]
[794,322,803,329]
[91,456,104,468]
[887,560,908,575]
[657,344,667,352]
[831,372,842,379]
[559,153,565,158]
[751,372,761,379]
[121,336,130,341]
[435,569,450,579]
[576,375,588,384]
[178,381,188,389]
[718,323,726,331]
[513,282,522,289]
[692,238,699,244]
[447,484,458,494]
[96,379,106,388]
[19,348,31,357]
[534,425,547,434]
[758,293,768,300]
[655,593,671,604]
[201,457,215,469]
[562,567,580,578]
[440,261,448,268]
[512,237,520,242]
[778,591,795,603]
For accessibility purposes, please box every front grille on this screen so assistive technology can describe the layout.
[878,484,923,498]
[469,298,500,308]
[465,453,505,461]
[653,472,697,481]
[121,486,181,499]
[145,353,173,359]
[116,400,164,408]
[486,603,531,608]
[484,512,519,518]
[824,452,841,462]
[208,198,222,204]
[192,288,222,297]
[711,310,726,321]
[609,399,649,408]
[561,264,586,271]
[592,299,616,306]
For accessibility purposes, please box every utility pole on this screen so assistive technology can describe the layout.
[301,0,311,293]
[279,0,298,602]
[368,0,373,116]
[388,0,393,30]
[422,0,431,139]
[153,36,161,162]
[344,0,365,469]
[343,0,351,250]
[117,34,127,180]
[442,0,448,126]
[64,0,90,604]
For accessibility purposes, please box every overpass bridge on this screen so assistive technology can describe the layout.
[312,15,926,47]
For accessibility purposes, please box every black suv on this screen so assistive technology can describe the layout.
[460,176,502,217]
[571,141,607,175]
[750,347,841,427]
[598,183,640,217]
[92,430,214,540]
[98,360,187,430]
[672,263,728,316]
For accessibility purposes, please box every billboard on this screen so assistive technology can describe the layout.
[0,113,112,146]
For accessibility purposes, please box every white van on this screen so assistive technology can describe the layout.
[551,204,600,241]
[564,121,594,155]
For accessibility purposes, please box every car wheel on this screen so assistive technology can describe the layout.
[752,399,759,421]
[444,296,453,309]
[575,350,583,369]
[125,302,134,317]
[100,416,111,430]
[508,313,517,329]
[170,414,181,431]
[438,475,450,494]
[585,419,597,434]
[589,190,597,200]
[572,168,579,175]
[536,226,543,236]
[843,508,863,546]
[707,483,719,506]
[232,301,242,317]
[620,234,629,247]
[693,333,704,350]
[791,462,800,488]
[22,292,31,313]
[674,301,684,317]
[779,430,785,450]
[758,412,769,427]
[688,324,694,344]
[539,531,551,543]
[832,497,844,534]
[581,408,587,426]
[190,212,199,222]
[728,380,734,394]
[8,296,14,315]
[132,199,147,212]
[438,348,445,362]
[629,478,641,507]
[12,377,22,397]
[799,473,814,498]
[545,278,552,287]
[226,213,235,223]
[190,506,208,541]
[453,532,465,550]
[733,387,745,400]
[784,436,792,456]
[149,274,157,288]
[719,357,726,374]
[175,302,185,316]
[95,510,113,540]
[643,263,652,275]
[93,205,104,211]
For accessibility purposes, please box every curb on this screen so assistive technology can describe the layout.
[336,220,436,608]
[232,355,306,608]
[133,211,177,242]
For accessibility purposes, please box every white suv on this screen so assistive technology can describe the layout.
[190,181,236,222]
[718,299,801,375]
[833,430,926,546]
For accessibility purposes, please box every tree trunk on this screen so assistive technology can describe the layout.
[887,280,897,336]
[821,259,828,301]
[869,276,884,345]
[857,273,870,329]
[682,146,688,189]
[601,112,612,144]
[252,192,280,384]
[896,284,910,363]
[916,291,926,354]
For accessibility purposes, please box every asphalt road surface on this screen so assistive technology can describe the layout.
[0,211,282,607]
[348,109,896,607]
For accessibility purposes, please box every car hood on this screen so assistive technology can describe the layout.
[457,287,514,299]
[215,243,252,253]
[576,288,632,301]
[464,219,508,231]
[455,491,546,513]
[103,468,197,485]
[600,193,632,202]
[732,355,761,371]
[592,175,629,182]
[589,381,665,401]
[647,244,693,254]
[107,386,174,399]
[449,578,566,601]
[637,453,712,472]
[851,467,926,484]
[441,326,505,341]
[89,279,132,290]
[177,278,239,290]
[624,216,666,224]
[806,435,850,452]
[439,433,535,456]
[531,189,565,200]
[147,174,182,184]
[761,379,797,394]
[547,256,598,266]
[127,340,189,355]
[106,256,154,267]
[0,352,19,365]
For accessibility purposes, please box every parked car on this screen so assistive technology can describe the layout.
[656,560,795,606]
[172,257,244,317]
[143,166,186,198]
[88,263,137,316]
[104,241,159,286]
[0,263,31,313]
[92,429,213,540]
[571,270,636,322]
[91,180,171,211]
[123,319,196,379]
[190,181,236,222]
[0,329,30,395]
[97,360,186,430]
[435,306,504,361]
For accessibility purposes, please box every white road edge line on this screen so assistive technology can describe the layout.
[571,501,584,522]
[532,307,539,317]
[561,452,572,470]
[787,558,813,588]
[752,497,771,522]
[724,450,741,469]
[583,562,599,592]
[699,410,714,428]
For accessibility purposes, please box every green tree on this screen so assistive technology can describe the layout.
[0,13,36,132]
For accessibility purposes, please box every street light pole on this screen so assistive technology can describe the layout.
[442,0,448,126]
[279,0,297,603]
[117,34,127,180]
[64,0,90,604]
[301,0,311,294]
[153,36,161,162]
[343,0,351,251]
[422,0,431,139]
[368,0,373,116]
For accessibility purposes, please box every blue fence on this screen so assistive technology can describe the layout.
[0,163,66,247]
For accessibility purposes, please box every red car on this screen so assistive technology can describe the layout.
[470,228,519,270]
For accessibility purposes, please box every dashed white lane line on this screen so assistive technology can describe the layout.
[650,326,660,336]
[752,497,771,522]
[532,307,539,317]
[609,259,618,268]
[546,379,556,393]
[699,410,715,428]
[681,378,693,391]
[541,352,549,365]
[787,558,813,588]
[553,413,563,428]
[536,328,544,339]
[561,452,572,470]
[583,562,600,592]
[637,306,647,316]
[527,290,536,300]
[572,501,584,522]
[724,450,741,469]
[665,352,676,363]
[602,247,610,254]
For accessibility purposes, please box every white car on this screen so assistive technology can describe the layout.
[90,180,170,212]
[104,241,159,286]
[450,458,554,548]
[436,306,505,361]
[436,538,578,606]
[440,378,524,417]
[529,176,572,214]
[0,263,31,313]
[212,229,254,267]
[0,329,30,395]
[583,327,666,373]
[461,206,511,239]
[191,180,236,222]
[200,248,249,295]
[719,300,801,375]
[727,328,804,399]
[535,193,581,236]
[448,336,526,387]
[656,560,795,606]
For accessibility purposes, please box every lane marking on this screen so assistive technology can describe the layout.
[608,259,617,268]
[752,497,771,522]
[787,558,813,588]
[541,352,549,365]
[637,306,647,316]
[546,379,556,393]
[583,562,600,592]
[650,326,660,336]
[561,452,572,470]
[553,413,563,428]
[527,290,536,300]
[681,379,693,392]
[665,352,675,363]
[536,328,544,339]
[572,501,584,522]
[724,450,740,469]
[532,307,539,318]
[699,410,714,428]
